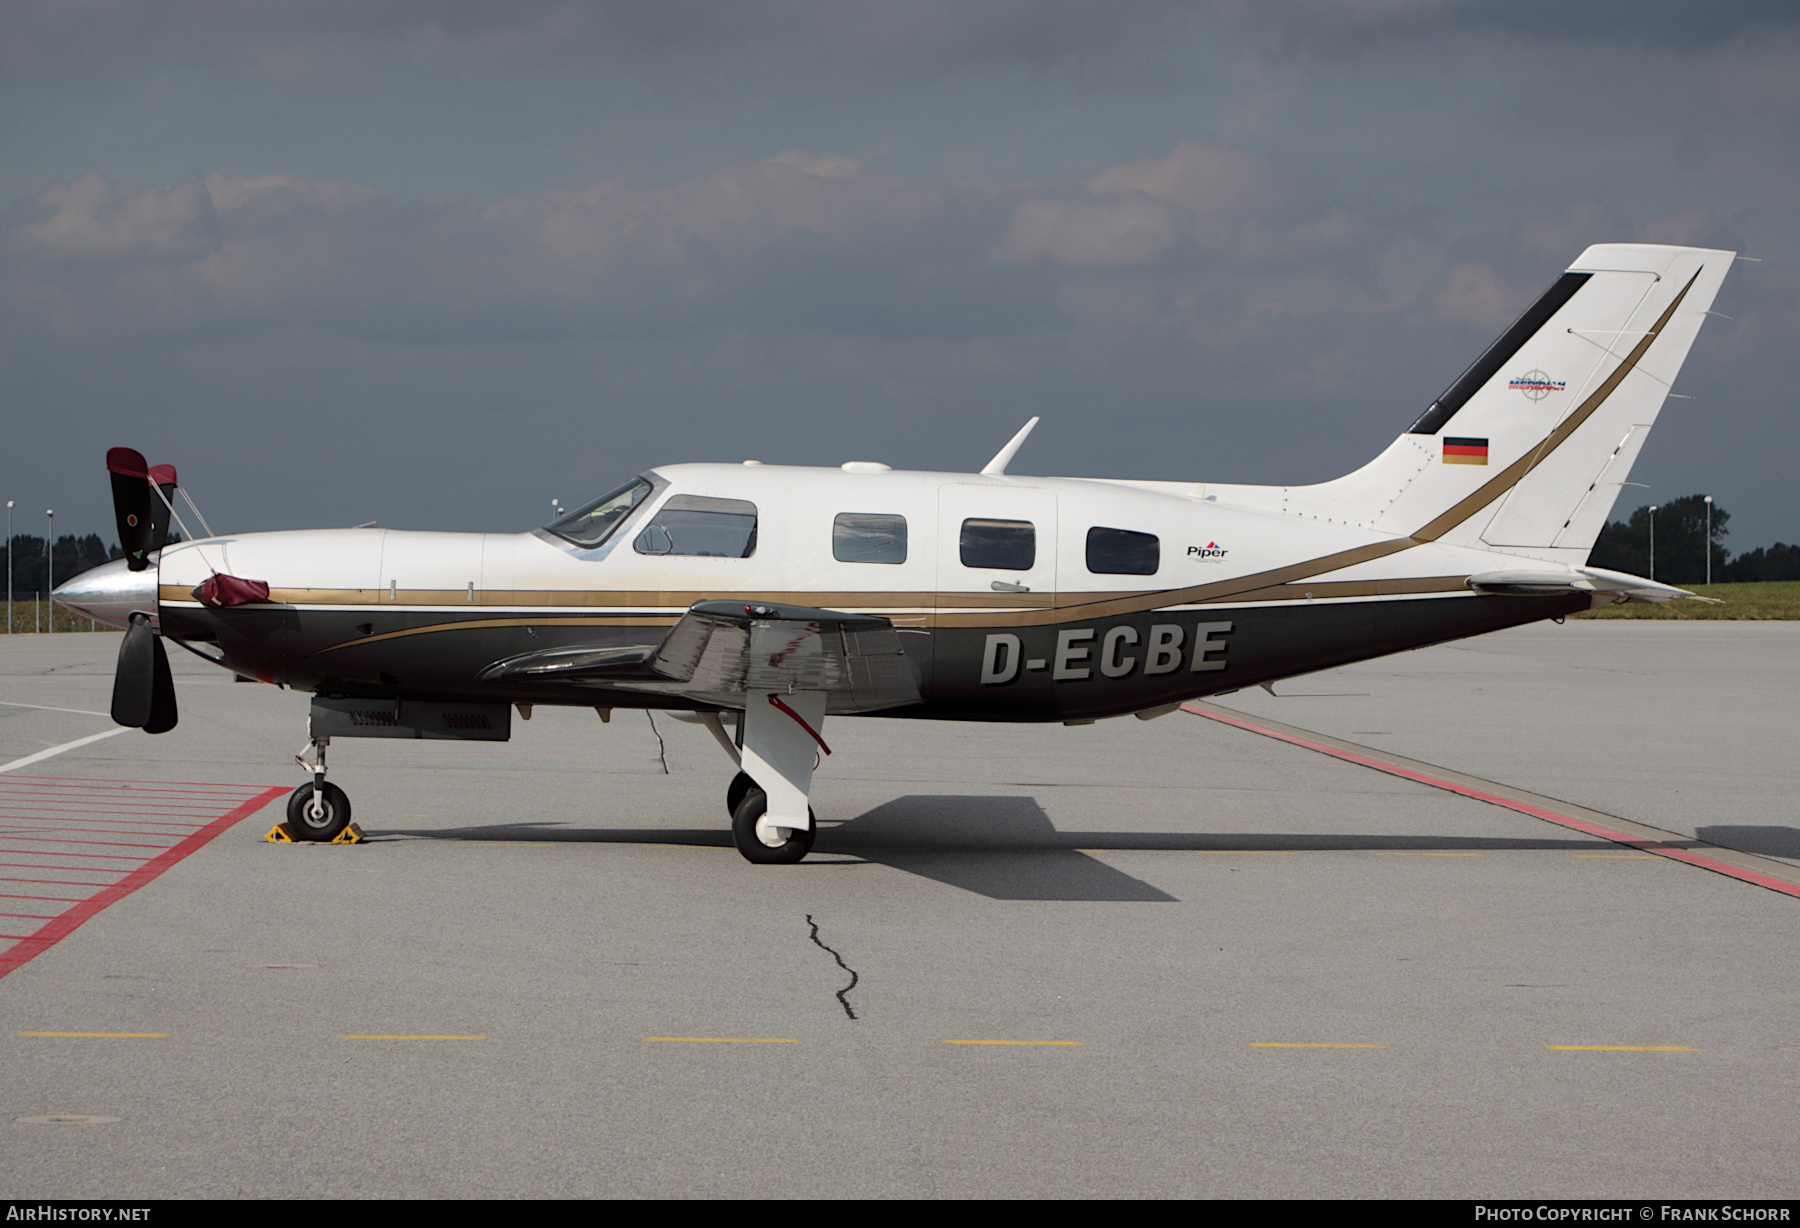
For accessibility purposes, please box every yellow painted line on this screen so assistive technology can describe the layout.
[457,841,556,847]
[1415,852,1481,857]
[1573,854,1659,859]
[18,1031,168,1038]
[940,1040,1085,1046]
[1247,1042,1390,1048]
[343,1034,486,1041]
[641,1037,798,1044]
[1193,850,1299,855]
[1546,1045,1699,1052]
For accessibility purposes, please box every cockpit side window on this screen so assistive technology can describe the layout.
[546,479,651,549]
[634,495,758,558]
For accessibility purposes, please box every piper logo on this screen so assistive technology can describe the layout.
[1188,542,1228,562]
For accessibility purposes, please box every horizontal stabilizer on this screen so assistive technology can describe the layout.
[1465,566,1692,604]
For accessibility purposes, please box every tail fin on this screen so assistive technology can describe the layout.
[1281,244,1734,564]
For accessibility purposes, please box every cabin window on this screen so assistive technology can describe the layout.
[833,513,908,564]
[633,495,758,558]
[960,518,1035,571]
[1086,526,1159,576]
[546,478,651,548]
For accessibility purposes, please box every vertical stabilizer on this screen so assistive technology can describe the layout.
[1275,244,1733,564]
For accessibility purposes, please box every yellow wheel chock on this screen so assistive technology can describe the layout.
[265,821,366,845]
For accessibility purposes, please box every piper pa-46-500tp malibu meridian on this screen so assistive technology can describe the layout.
[57,243,1735,863]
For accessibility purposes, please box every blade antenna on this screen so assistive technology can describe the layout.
[980,416,1040,477]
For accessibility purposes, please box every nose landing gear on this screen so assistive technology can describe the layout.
[274,735,360,843]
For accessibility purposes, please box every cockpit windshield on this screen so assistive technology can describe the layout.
[545,478,652,548]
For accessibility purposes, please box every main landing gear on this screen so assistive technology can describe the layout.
[710,691,830,865]
[284,735,354,842]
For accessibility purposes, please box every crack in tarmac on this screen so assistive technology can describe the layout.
[805,914,859,1021]
[644,710,669,775]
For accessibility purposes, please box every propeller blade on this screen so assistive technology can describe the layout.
[148,464,178,553]
[107,447,154,572]
[144,634,178,735]
[111,612,155,728]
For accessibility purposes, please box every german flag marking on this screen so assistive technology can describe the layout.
[1443,436,1489,465]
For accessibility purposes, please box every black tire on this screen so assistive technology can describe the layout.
[730,786,815,865]
[726,770,755,818]
[286,782,352,842]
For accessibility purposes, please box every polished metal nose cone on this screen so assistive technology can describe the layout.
[52,556,158,630]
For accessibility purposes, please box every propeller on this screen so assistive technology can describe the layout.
[107,447,155,571]
[111,613,178,734]
[106,447,180,734]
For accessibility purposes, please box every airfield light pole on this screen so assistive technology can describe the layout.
[1648,505,1657,582]
[1704,495,1714,585]
[45,509,53,633]
[5,500,11,634]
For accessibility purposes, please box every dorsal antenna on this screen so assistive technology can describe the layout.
[980,417,1040,477]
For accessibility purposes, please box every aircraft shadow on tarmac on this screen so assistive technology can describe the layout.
[383,794,1648,903]
[1696,825,1800,862]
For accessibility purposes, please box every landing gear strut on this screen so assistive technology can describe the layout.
[719,690,829,865]
[287,736,352,842]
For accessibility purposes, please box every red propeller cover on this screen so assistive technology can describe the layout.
[107,447,149,478]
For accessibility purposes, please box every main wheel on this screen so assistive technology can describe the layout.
[286,781,352,842]
[730,786,815,865]
[725,770,755,817]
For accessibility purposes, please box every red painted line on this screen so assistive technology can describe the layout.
[0,932,37,941]
[2,878,117,888]
[0,848,157,861]
[1,893,88,902]
[0,821,200,832]
[0,806,216,820]
[0,785,287,981]
[1183,704,1800,901]
[1,775,274,792]
[1,824,200,839]
[0,806,210,817]
[0,836,176,850]
[0,912,61,921]
[0,865,130,876]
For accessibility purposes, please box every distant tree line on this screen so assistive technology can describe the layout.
[1588,494,1800,584]
[5,534,123,593]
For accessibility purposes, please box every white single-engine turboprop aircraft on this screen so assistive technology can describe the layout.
[57,243,1733,862]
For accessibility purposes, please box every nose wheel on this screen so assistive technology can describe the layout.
[284,735,353,842]
[730,786,815,865]
[286,781,353,842]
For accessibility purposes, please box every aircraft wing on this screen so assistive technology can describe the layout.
[635,600,922,714]
[485,600,921,714]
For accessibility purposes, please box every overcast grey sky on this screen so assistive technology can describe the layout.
[3,1,1797,549]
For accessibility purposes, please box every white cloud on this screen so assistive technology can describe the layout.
[11,171,214,261]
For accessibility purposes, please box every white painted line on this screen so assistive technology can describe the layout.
[0,702,111,718]
[0,729,132,776]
